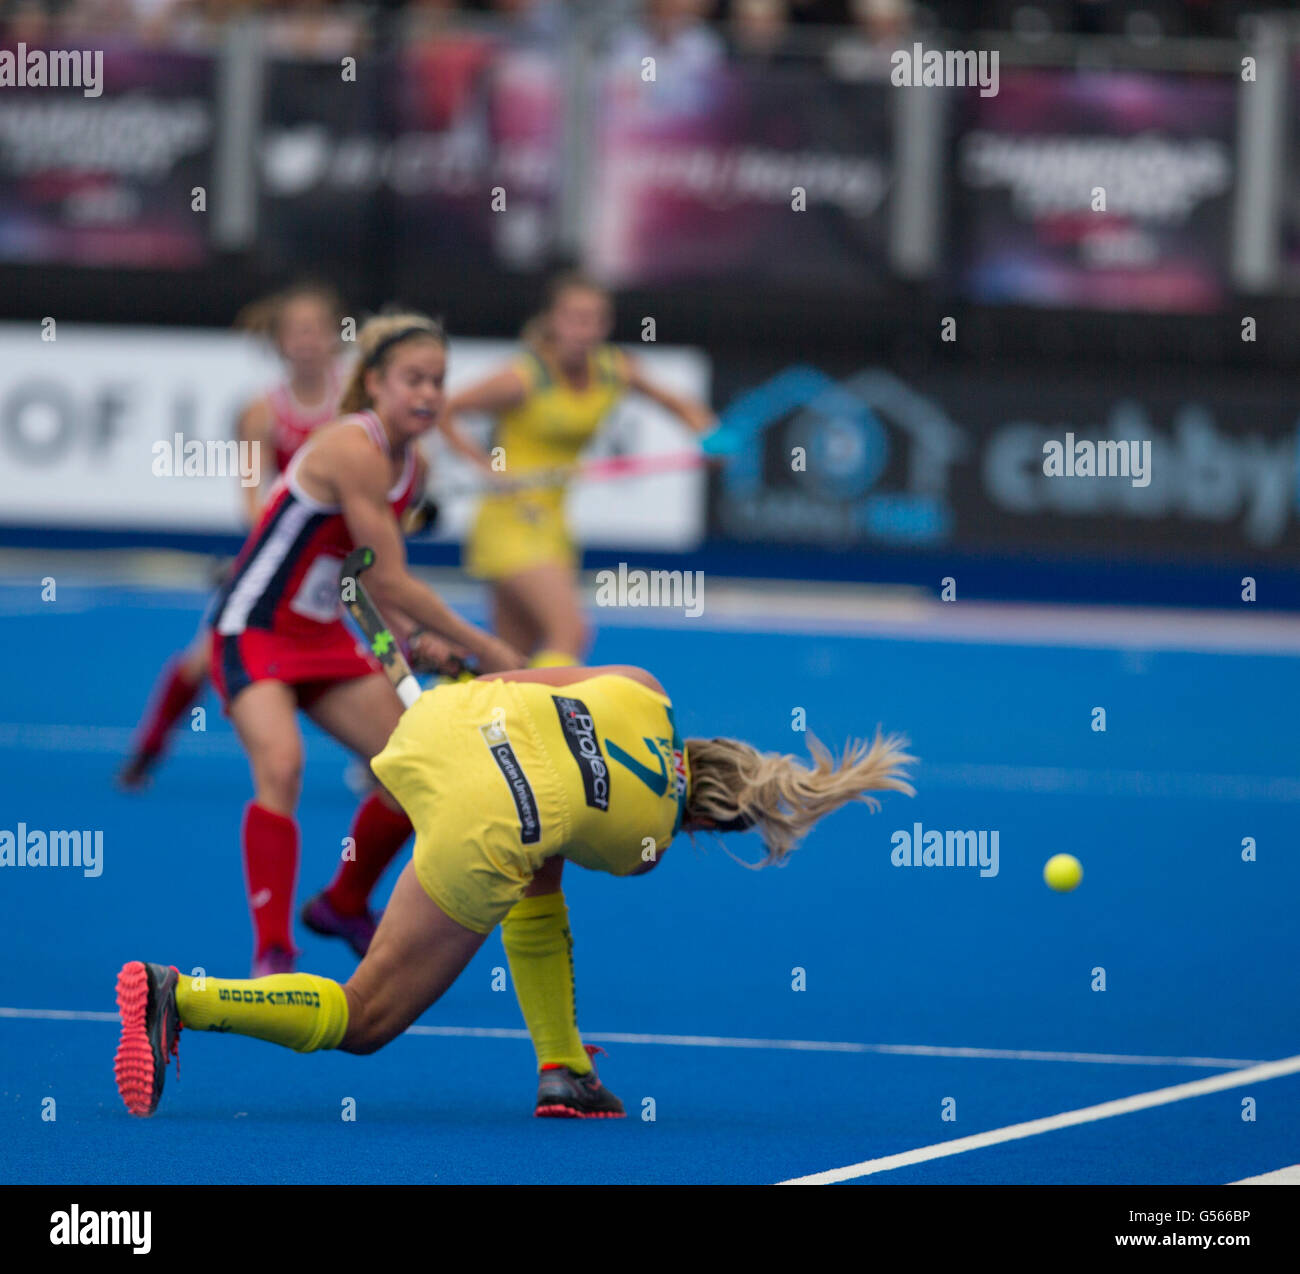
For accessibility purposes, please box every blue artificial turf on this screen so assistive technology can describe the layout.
[2,581,1297,1184]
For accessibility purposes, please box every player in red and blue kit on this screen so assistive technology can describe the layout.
[119,283,346,790]
[265,375,341,477]
[208,312,522,976]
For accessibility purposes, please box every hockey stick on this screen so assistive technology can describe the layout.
[338,547,478,708]
[430,447,710,500]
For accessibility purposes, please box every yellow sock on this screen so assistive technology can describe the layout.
[500,892,590,1074]
[175,972,349,1053]
[528,649,578,668]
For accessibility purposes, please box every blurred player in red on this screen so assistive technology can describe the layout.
[119,282,346,790]
[208,311,521,975]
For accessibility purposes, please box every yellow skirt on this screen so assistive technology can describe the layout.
[462,492,577,582]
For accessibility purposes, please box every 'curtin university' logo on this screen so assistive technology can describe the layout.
[714,366,965,548]
[480,719,542,845]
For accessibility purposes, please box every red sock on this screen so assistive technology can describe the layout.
[135,657,204,757]
[324,792,413,916]
[242,802,300,957]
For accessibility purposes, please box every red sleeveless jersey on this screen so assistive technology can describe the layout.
[214,411,418,641]
[266,370,341,476]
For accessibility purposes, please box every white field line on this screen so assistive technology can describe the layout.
[7,570,1300,655]
[779,1053,1300,1184]
[583,600,1300,656]
[0,1008,121,1022]
[0,1008,1260,1071]
[0,723,244,756]
[1231,1163,1300,1184]
[920,761,1300,802]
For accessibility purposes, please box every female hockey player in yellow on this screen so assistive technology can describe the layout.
[113,665,914,1119]
[440,273,717,667]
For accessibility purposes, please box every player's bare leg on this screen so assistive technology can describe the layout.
[496,563,588,665]
[114,860,487,1117]
[491,582,541,662]
[339,862,488,1052]
[229,679,303,816]
[303,672,405,784]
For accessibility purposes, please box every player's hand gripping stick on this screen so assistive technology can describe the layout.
[339,547,478,709]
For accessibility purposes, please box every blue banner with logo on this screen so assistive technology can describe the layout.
[710,358,1300,563]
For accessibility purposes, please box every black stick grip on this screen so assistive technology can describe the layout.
[338,548,414,688]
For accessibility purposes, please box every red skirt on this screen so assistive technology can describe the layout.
[211,623,383,712]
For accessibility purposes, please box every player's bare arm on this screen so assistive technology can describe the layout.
[237,397,275,523]
[623,355,715,435]
[479,664,666,695]
[325,429,520,671]
[442,366,531,474]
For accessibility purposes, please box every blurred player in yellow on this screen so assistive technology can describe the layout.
[113,664,913,1119]
[440,273,716,667]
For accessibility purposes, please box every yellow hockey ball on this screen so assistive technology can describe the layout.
[1044,853,1083,892]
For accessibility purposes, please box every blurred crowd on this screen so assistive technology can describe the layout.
[0,0,1268,57]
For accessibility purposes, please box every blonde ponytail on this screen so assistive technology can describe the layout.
[338,311,446,415]
[685,732,915,867]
